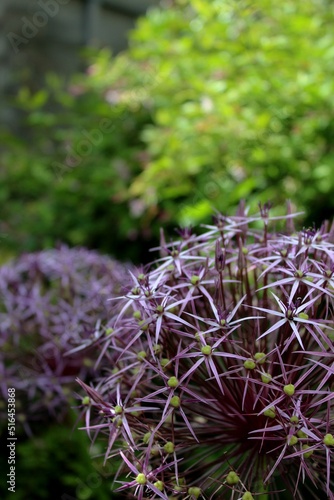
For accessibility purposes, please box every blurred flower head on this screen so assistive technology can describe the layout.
[0,246,128,431]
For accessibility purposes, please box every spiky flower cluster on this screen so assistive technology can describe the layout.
[78,204,334,499]
[0,246,128,430]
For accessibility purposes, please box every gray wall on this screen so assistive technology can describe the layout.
[1,0,159,127]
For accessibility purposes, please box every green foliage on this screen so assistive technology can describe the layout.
[0,55,156,262]
[125,0,334,225]
[0,412,117,500]
[2,0,334,262]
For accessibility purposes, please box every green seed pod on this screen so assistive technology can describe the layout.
[137,350,147,361]
[153,343,162,354]
[131,411,141,417]
[242,492,254,500]
[154,480,164,491]
[302,445,313,458]
[150,444,160,456]
[188,486,201,498]
[161,358,170,368]
[164,441,175,453]
[168,376,179,388]
[261,372,272,383]
[226,471,239,485]
[136,473,147,485]
[264,407,276,419]
[143,432,151,444]
[170,395,180,408]
[283,384,295,396]
[244,359,256,370]
[173,485,183,492]
[195,331,202,341]
[288,435,298,446]
[113,417,122,427]
[254,352,266,364]
[201,345,212,356]
[190,275,200,285]
[323,433,334,446]
[114,405,122,415]
[138,320,148,331]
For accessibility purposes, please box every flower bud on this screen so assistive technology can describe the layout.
[244,359,256,370]
[190,275,200,286]
[226,471,239,485]
[164,441,175,453]
[264,407,276,419]
[323,433,334,446]
[288,435,298,446]
[254,352,266,364]
[136,473,147,485]
[154,480,164,491]
[283,384,295,396]
[201,345,212,356]
[261,372,272,383]
[168,376,179,388]
[242,492,254,500]
[302,445,313,458]
[170,395,180,408]
[188,486,201,498]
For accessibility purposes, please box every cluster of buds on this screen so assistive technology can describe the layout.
[78,204,334,499]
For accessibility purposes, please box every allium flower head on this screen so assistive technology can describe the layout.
[0,246,128,429]
[78,205,334,499]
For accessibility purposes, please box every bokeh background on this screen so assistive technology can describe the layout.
[1,0,334,498]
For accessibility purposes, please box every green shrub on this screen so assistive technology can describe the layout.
[2,0,334,260]
[122,0,334,225]
[0,411,115,500]
[0,62,156,262]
